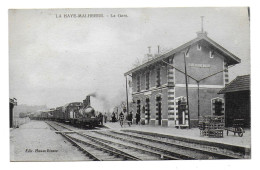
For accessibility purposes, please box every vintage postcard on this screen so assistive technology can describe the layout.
[9,8,250,161]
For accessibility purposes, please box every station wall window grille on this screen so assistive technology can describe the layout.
[156,68,161,87]
[137,75,141,92]
[145,72,150,90]
[211,98,225,116]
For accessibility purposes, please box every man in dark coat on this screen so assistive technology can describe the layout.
[129,111,133,125]
[98,112,103,125]
[136,112,140,125]
[119,112,124,127]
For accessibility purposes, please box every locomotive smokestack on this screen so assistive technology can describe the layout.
[83,95,91,107]
[87,96,90,106]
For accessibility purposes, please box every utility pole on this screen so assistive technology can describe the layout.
[183,52,191,129]
[125,75,129,115]
[197,82,200,119]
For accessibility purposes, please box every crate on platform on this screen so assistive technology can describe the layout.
[199,116,224,138]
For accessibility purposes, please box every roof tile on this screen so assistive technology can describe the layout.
[218,75,250,94]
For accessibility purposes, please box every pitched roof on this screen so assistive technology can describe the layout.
[124,33,241,76]
[218,75,250,94]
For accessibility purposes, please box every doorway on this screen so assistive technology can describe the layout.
[156,96,162,126]
[137,100,141,115]
[145,98,150,124]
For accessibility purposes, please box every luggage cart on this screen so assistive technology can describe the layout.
[226,119,245,137]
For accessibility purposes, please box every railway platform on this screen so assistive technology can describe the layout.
[103,122,251,149]
[10,120,88,161]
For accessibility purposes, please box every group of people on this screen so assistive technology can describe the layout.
[119,110,141,127]
[98,110,141,128]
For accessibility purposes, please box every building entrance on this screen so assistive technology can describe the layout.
[137,100,141,115]
[178,100,187,125]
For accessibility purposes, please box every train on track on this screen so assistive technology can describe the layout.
[29,96,102,128]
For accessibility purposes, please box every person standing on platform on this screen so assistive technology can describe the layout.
[136,112,140,125]
[126,112,131,127]
[104,113,107,123]
[119,112,124,127]
[111,112,115,122]
[129,111,133,125]
[98,112,103,125]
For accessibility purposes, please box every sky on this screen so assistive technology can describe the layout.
[9,8,250,111]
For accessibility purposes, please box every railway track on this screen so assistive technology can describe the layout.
[45,121,141,161]
[46,121,180,160]
[45,121,243,160]
[122,130,248,158]
[91,130,240,160]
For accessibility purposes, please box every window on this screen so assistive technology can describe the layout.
[210,51,214,58]
[156,68,161,87]
[211,98,224,116]
[145,72,150,90]
[137,75,141,92]
[197,44,201,50]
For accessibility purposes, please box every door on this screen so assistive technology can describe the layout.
[146,98,150,124]
[156,96,162,126]
[178,100,183,124]
[178,100,187,125]
[214,101,223,116]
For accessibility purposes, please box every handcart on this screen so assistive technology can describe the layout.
[225,119,245,137]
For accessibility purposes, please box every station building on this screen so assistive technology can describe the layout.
[124,30,241,128]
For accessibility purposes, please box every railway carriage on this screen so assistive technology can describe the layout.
[54,106,64,122]
[40,111,48,120]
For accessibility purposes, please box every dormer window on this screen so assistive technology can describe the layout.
[210,51,214,58]
[197,44,201,50]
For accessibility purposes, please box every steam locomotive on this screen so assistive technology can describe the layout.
[30,96,102,127]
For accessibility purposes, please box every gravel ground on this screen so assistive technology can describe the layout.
[104,122,251,148]
[10,120,88,161]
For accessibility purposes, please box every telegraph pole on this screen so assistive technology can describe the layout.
[125,75,129,115]
[197,82,200,119]
[183,52,191,129]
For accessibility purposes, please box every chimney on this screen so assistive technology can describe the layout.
[147,46,153,61]
[197,16,208,37]
[83,95,91,107]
